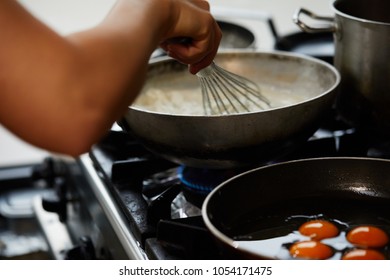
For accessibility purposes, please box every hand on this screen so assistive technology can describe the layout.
[159,0,222,74]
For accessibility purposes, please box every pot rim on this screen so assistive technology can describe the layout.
[331,0,390,26]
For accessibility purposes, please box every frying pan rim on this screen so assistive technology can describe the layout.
[274,31,334,63]
[201,156,390,259]
[130,50,341,118]
[217,20,256,49]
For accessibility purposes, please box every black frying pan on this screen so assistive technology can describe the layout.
[218,20,256,49]
[274,31,334,64]
[202,157,390,259]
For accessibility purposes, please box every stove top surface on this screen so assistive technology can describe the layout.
[81,111,390,259]
[7,109,389,260]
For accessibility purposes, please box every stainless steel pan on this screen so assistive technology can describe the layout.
[119,51,340,169]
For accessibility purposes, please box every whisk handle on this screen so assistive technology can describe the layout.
[166,37,192,45]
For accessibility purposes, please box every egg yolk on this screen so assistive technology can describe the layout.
[299,220,339,240]
[342,249,386,260]
[289,241,334,259]
[346,226,389,248]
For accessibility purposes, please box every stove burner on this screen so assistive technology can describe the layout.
[178,166,241,194]
[178,166,242,207]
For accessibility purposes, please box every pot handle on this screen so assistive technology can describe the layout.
[293,8,335,33]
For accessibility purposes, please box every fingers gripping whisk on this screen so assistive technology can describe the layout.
[196,62,271,115]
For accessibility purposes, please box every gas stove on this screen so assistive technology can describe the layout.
[4,109,380,260]
[0,21,387,259]
[32,130,232,260]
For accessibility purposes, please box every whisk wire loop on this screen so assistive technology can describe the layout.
[200,76,230,115]
[213,65,260,112]
[197,62,270,115]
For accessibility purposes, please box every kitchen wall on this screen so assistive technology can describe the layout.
[0,0,332,167]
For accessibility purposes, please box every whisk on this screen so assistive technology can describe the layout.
[196,62,271,115]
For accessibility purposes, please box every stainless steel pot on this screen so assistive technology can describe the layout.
[294,0,390,136]
[120,51,340,169]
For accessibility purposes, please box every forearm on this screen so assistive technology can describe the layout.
[0,0,167,155]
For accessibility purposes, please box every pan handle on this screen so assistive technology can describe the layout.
[211,6,279,40]
[293,8,335,33]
